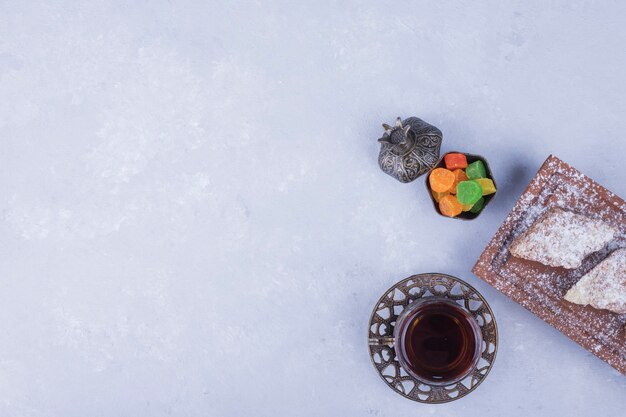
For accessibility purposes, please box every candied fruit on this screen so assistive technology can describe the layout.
[439,195,463,217]
[429,168,455,193]
[444,153,468,170]
[456,180,483,205]
[466,160,487,179]
[450,169,468,195]
[475,178,496,195]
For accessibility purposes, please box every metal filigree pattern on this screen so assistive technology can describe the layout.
[377,117,442,183]
[368,273,498,403]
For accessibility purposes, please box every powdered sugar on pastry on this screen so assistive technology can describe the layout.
[509,207,617,269]
[564,248,626,314]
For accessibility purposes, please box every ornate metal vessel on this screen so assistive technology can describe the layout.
[378,117,442,183]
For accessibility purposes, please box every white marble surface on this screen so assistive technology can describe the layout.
[1,1,626,416]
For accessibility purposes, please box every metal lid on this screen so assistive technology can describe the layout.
[377,117,442,183]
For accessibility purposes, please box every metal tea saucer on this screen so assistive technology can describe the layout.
[368,273,498,403]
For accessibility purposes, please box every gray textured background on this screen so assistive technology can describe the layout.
[1,1,625,416]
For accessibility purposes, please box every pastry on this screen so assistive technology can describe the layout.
[509,208,617,269]
[564,248,626,314]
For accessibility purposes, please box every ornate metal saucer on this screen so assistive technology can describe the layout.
[368,273,498,403]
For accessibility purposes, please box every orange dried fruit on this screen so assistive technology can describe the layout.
[428,168,455,193]
[450,169,468,194]
[431,190,449,203]
[439,195,463,217]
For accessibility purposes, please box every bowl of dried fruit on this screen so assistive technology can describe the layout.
[425,151,497,220]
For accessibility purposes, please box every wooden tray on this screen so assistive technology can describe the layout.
[473,155,626,375]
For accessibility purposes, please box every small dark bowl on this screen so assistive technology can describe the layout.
[425,151,497,221]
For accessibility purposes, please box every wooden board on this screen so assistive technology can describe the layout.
[473,155,626,375]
